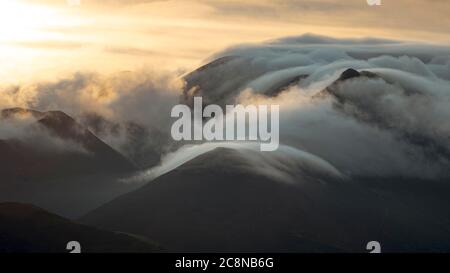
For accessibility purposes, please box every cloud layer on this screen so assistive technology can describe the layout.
[180,34,450,180]
[0,70,183,167]
[2,34,450,182]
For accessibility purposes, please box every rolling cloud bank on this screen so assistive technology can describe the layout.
[3,34,450,252]
[2,34,450,182]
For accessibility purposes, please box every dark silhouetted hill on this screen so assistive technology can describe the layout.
[0,202,161,253]
[82,148,450,252]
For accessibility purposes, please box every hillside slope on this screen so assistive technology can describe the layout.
[0,203,161,253]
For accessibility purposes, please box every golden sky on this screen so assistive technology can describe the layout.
[0,0,449,84]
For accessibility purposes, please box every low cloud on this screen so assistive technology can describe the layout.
[127,142,343,184]
[0,69,183,167]
[2,33,450,181]
[0,113,89,154]
[180,34,450,180]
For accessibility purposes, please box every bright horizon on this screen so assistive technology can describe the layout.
[2,0,450,256]
[0,0,449,85]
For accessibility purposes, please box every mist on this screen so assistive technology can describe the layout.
[2,34,450,181]
[176,34,450,180]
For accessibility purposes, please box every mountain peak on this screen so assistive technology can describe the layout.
[1,107,44,119]
[339,68,361,81]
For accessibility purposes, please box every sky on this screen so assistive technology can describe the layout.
[0,0,449,85]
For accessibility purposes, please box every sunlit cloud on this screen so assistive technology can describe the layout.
[0,0,448,85]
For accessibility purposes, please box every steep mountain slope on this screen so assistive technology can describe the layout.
[0,108,139,218]
[1,107,134,180]
[183,56,309,106]
[317,69,450,161]
[0,203,161,253]
[82,148,450,252]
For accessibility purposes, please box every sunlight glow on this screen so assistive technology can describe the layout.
[0,0,61,42]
